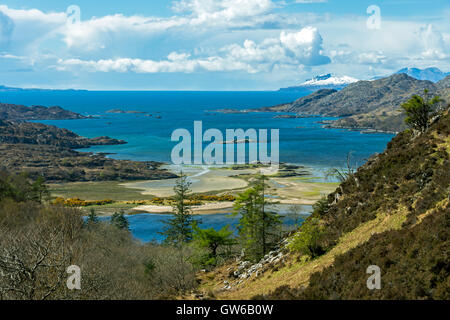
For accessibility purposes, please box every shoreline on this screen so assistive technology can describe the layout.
[131,201,235,215]
[52,163,339,217]
[118,164,337,215]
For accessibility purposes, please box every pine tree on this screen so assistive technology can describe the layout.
[31,176,50,203]
[111,210,129,230]
[86,208,99,227]
[233,174,282,262]
[160,171,195,246]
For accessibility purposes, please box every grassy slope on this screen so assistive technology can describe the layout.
[199,206,410,299]
[200,110,450,300]
[49,181,155,201]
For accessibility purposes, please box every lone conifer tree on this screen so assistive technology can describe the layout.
[111,210,129,230]
[233,174,281,261]
[86,208,99,227]
[161,171,195,245]
[31,176,50,203]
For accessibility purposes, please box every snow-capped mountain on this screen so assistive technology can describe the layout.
[279,74,359,92]
[395,67,449,83]
[301,74,359,87]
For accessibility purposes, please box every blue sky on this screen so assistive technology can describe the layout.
[0,0,448,90]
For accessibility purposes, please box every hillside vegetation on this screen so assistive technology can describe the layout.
[0,171,198,300]
[200,108,449,300]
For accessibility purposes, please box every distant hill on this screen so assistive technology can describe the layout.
[265,74,450,132]
[0,119,175,182]
[396,67,449,82]
[0,103,87,121]
[279,74,358,92]
[0,85,86,92]
[0,120,125,148]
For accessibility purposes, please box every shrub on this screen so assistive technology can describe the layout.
[401,90,442,132]
[111,211,130,230]
[288,218,326,259]
[191,224,236,267]
[52,197,115,207]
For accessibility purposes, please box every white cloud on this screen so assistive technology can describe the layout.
[172,0,274,21]
[62,14,190,51]
[0,2,281,54]
[0,2,448,89]
[0,5,66,23]
[419,24,448,60]
[315,17,450,78]
[280,27,330,65]
[0,11,14,48]
[357,51,387,64]
[57,27,331,74]
[294,0,327,3]
[57,55,253,74]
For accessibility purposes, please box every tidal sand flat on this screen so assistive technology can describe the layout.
[49,164,337,216]
[133,202,235,215]
[122,165,253,198]
[120,165,338,214]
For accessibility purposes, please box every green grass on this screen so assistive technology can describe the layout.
[49,181,155,201]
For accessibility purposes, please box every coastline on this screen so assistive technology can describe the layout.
[132,201,235,215]
[102,164,337,216]
[49,162,339,217]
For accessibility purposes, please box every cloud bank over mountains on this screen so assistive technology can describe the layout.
[0,0,448,89]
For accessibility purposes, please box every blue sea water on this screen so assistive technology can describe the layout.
[100,209,308,243]
[0,90,394,242]
[0,90,394,168]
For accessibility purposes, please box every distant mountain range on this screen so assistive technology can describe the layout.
[280,67,449,92]
[0,85,86,92]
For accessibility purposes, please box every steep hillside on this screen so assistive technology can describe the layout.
[437,76,450,102]
[284,89,337,112]
[199,109,449,300]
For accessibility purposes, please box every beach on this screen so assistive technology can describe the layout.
[122,164,338,215]
[121,165,252,198]
[133,201,235,215]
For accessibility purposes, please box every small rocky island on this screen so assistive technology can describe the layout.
[106,109,148,114]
